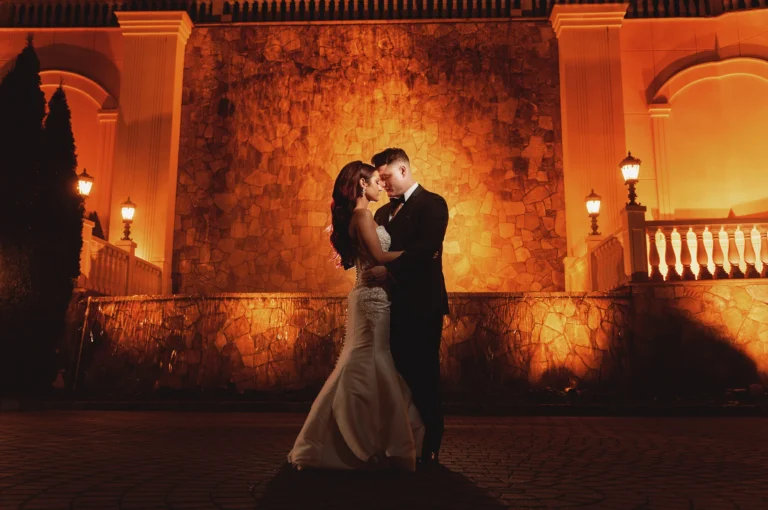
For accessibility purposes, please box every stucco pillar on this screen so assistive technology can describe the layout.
[109,11,192,294]
[649,105,672,219]
[550,4,629,262]
[96,110,118,237]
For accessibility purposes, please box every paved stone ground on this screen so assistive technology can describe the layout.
[0,413,766,509]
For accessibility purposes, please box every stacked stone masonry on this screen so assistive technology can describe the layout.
[175,22,564,294]
[632,282,768,377]
[78,282,768,396]
[80,293,627,396]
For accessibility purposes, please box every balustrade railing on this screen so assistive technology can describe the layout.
[646,219,768,282]
[78,219,162,295]
[1,0,763,27]
[587,211,768,291]
[80,236,130,295]
[132,257,163,295]
[589,234,627,292]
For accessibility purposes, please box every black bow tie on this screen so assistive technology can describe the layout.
[390,195,405,206]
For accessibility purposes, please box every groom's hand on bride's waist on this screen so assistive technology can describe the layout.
[361,265,389,286]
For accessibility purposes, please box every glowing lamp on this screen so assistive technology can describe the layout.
[585,189,602,236]
[620,152,642,206]
[120,196,136,241]
[77,168,94,197]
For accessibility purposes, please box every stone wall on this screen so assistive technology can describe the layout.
[174,22,563,294]
[630,282,768,391]
[76,293,628,398]
[74,281,768,399]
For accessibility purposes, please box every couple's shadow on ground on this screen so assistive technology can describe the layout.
[255,462,505,509]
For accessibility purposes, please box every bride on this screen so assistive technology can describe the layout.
[287,161,424,471]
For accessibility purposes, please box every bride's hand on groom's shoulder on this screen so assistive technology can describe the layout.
[361,266,388,286]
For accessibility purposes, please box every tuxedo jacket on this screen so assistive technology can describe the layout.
[374,185,450,317]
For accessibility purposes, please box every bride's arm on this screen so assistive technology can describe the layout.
[352,209,403,264]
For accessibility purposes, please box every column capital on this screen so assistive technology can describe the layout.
[115,11,193,44]
[550,4,629,38]
[648,104,672,118]
[97,109,119,122]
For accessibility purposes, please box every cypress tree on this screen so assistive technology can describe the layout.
[30,84,85,395]
[0,35,46,240]
[41,84,84,282]
[0,36,47,395]
[0,39,83,395]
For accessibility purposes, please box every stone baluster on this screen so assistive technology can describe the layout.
[119,251,127,294]
[112,250,121,295]
[695,226,712,279]
[648,228,663,281]
[664,228,680,281]
[711,226,728,279]
[97,249,105,293]
[761,228,768,278]
[113,250,121,294]
[97,250,106,293]
[727,225,744,278]
[92,250,102,293]
[108,249,117,294]
[99,252,107,293]
[107,252,113,294]
[744,226,760,278]
[101,249,110,294]
[596,245,604,291]
[594,245,603,291]
[679,226,695,280]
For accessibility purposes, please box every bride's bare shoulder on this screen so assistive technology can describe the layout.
[351,208,374,222]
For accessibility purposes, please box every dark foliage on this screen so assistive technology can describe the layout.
[87,211,105,239]
[0,37,83,396]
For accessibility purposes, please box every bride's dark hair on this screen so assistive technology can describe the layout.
[330,161,375,269]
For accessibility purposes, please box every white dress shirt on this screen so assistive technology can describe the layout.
[389,182,419,221]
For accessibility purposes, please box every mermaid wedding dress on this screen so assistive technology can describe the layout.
[288,225,424,471]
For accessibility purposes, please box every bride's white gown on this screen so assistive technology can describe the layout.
[288,225,424,471]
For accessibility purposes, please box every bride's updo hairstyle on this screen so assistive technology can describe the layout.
[330,161,375,270]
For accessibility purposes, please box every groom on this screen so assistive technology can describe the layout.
[365,148,450,466]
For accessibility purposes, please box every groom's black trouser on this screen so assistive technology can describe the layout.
[390,310,444,457]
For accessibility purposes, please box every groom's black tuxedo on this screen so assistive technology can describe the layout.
[375,185,450,316]
[374,184,449,459]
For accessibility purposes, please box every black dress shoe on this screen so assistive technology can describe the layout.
[420,451,439,465]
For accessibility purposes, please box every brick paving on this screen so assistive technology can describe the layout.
[0,413,766,509]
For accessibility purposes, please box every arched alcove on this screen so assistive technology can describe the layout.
[40,70,118,237]
[648,58,768,219]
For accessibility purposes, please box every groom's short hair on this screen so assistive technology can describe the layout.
[372,148,410,168]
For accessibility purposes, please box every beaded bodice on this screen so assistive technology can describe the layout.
[351,225,391,310]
